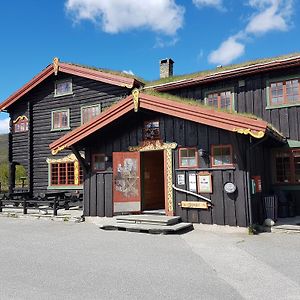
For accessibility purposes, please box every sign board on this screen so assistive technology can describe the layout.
[179,201,209,209]
[197,172,213,194]
[177,173,185,185]
[188,173,197,192]
[252,176,262,193]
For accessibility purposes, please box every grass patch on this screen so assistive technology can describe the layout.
[146,52,300,87]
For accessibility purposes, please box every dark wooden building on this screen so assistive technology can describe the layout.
[0,58,142,196]
[3,54,300,227]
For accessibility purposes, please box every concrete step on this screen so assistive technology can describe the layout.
[271,224,300,233]
[100,221,193,234]
[116,214,181,226]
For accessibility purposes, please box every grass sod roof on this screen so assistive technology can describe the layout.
[145,52,300,87]
[143,89,285,139]
[65,62,145,84]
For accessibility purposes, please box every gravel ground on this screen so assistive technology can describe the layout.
[0,217,299,300]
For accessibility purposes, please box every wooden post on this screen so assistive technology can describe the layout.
[0,199,2,213]
[23,199,27,214]
[53,197,57,216]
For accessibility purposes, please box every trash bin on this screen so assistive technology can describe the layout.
[263,195,278,221]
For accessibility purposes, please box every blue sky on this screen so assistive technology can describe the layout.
[0,0,299,132]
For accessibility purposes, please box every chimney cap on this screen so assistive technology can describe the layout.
[160,58,174,64]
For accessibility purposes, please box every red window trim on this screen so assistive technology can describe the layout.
[92,153,106,172]
[211,144,234,168]
[206,90,233,111]
[269,78,300,107]
[274,149,300,185]
[178,147,199,169]
[50,162,82,186]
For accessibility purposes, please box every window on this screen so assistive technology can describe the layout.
[50,162,83,186]
[81,104,101,124]
[269,78,300,107]
[206,90,233,111]
[211,145,233,167]
[92,154,106,171]
[274,150,300,184]
[51,109,70,130]
[13,116,28,133]
[143,120,160,140]
[54,79,72,96]
[179,148,198,168]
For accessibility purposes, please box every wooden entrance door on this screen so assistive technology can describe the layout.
[113,152,141,214]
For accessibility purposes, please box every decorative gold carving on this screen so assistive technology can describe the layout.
[51,145,68,156]
[179,201,210,209]
[53,57,59,76]
[233,128,265,139]
[128,140,177,152]
[129,141,177,214]
[74,161,79,185]
[166,148,173,213]
[132,88,139,112]
[47,153,76,163]
[13,115,28,123]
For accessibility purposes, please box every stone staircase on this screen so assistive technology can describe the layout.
[99,214,193,234]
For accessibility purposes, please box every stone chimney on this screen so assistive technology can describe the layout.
[159,58,174,79]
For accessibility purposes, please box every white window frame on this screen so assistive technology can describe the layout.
[54,79,73,97]
[81,103,101,124]
[51,109,70,131]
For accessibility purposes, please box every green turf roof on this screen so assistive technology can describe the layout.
[65,62,145,83]
[145,52,300,87]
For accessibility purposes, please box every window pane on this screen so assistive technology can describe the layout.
[53,111,68,129]
[56,80,72,96]
[82,105,101,124]
[213,146,232,166]
[180,148,197,167]
[275,153,291,183]
[59,164,66,184]
[94,154,105,170]
[143,121,160,140]
[51,164,59,185]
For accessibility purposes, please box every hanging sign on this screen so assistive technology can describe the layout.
[197,172,213,194]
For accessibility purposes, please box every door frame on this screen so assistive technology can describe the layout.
[128,141,177,216]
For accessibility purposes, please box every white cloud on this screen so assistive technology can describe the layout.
[122,70,134,76]
[193,0,224,10]
[208,0,294,65]
[154,36,179,48]
[246,0,293,34]
[208,35,245,65]
[0,118,10,134]
[65,0,185,36]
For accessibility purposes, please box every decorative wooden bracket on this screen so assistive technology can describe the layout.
[233,128,265,139]
[71,146,90,174]
[53,57,59,76]
[132,88,139,112]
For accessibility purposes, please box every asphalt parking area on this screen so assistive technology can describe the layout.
[0,217,299,300]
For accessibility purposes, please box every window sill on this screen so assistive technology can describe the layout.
[175,167,236,171]
[54,92,73,98]
[51,127,71,132]
[47,185,83,190]
[266,102,300,110]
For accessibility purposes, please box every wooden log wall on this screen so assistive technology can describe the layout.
[169,66,300,140]
[9,73,130,194]
[82,111,251,226]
